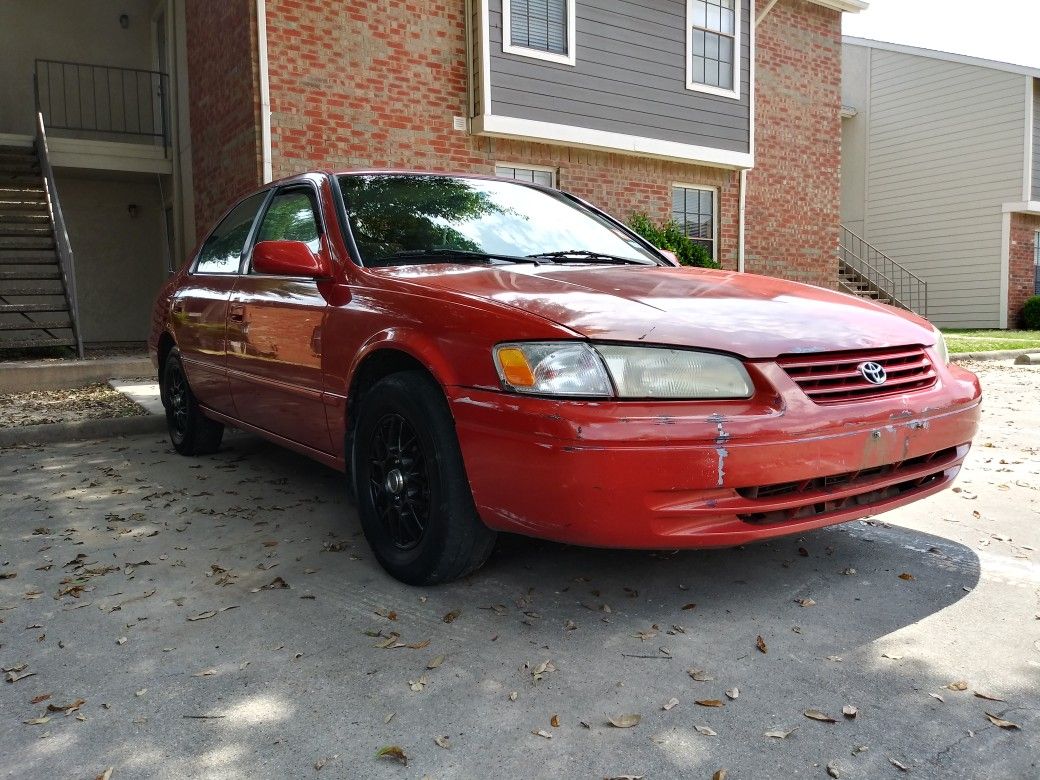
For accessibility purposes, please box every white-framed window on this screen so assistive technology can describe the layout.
[672,184,716,260]
[495,163,557,188]
[686,0,740,99]
[502,0,576,66]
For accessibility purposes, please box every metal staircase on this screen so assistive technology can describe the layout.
[0,123,82,356]
[838,225,927,317]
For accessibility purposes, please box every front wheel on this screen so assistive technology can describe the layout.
[352,371,496,585]
[162,348,224,456]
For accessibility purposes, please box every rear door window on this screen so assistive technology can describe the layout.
[195,192,267,274]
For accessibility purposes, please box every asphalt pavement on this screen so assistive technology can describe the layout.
[0,360,1037,779]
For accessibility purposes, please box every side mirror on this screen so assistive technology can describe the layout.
[252,240,330,278]
[657,248,680,266]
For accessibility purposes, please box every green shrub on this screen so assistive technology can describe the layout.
[628,213,718,268]
[1023,295,1040,330]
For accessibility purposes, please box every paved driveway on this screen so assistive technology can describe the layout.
[1,361,1037,779]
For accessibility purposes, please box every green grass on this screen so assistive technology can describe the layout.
[942,329,1040,354]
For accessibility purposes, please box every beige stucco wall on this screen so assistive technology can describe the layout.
[839,44,869,237]
[0,0,157,136]
[57,172,166,344]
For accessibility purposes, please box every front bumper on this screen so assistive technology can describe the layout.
[448,361,981,549]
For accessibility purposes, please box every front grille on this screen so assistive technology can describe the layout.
[778,346,936,404]
[736,446,960,524]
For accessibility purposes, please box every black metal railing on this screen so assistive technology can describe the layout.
[839,225,928,316]
[34,59,169,147]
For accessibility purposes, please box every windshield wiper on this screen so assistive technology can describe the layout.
[526,250,654,265]
[371,248,546,266]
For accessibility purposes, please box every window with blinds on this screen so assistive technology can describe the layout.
[503,0,575,65]
[672,185,716,260]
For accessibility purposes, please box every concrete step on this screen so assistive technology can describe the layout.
[0,314,72,331]
[0,210,50,223]
[0,268,61,281]
[0,236,55,250]
[0,187,46,200]
[0,223,53,237]
[0,282,65,296]
[0,336,77,350]
[0,302,70,314]
[0,250,60,264]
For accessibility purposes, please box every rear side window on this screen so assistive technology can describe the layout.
[194,192,267,274]
[255,189,321,254]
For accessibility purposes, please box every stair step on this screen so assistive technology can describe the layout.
[0,268,61,281]
[0,236,55,249]
[0,282,65,295]
[0,336,77,349]
[0,211,50,223]
[0,187,46,199]
[0,303,70,314]
[0,250,60,264]
[0,161,40,172]
[0,224,53,237]
[0,314,71,331]
[0,171,43,183]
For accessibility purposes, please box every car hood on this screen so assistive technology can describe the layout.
[377,264,935,360]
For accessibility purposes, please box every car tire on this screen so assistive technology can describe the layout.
[352,370,497,585]
[162,348,224,456]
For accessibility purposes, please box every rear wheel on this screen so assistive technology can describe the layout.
[162,348,224,456]
[352,371,496,584]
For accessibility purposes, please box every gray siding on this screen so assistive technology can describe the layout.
[486,0,751,154]
[1033,79,1040,200]
[860,48,1025,328]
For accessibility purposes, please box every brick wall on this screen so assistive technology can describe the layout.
[263,0,741,268]
[1009,213,1040,326]
[185,0,263,239]
[746,0,842,289]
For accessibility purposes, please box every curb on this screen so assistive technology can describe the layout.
[0,414,166,447]
[0,356,153,393]
[952,348,1040,362]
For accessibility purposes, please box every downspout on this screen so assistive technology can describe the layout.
[738,168,747,272]
[256,0,273,183]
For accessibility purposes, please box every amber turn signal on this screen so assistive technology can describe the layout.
[495,346,536,387]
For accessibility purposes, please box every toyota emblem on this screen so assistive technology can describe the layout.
[858,361,887,385]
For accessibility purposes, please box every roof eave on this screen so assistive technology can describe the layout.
[810,0,869,12]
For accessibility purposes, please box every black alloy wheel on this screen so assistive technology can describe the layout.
[367,412,432,550]
[162,347,224,456]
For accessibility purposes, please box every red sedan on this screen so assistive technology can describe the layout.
[149,172,981,584]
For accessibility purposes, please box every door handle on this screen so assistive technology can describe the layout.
[229,304,245,323]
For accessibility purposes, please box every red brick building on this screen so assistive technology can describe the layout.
[184,0,866,291]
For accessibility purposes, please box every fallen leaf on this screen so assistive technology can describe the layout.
[192,668,218,677]
[687,668,713,682]
[405,639,430,650]
[47,698,86,714]
[756,635,768,654]
[662,697,679,711]
[898,572,914,581]
[427,655,445,669]
[5,669,36,683]
[681,603,697,610]
[24,716,51,725]
[607,714,641,728]
[30,693,51,704]
[798,547,809,557]
[796,598,816,607]
[841,567,857,575]
[116,637,127,645]
[442,609,461,624]
[725,687,739,700]
[929,693,945,703]
[695,725,717,736]
[804,709,837,723]
[713,771,728,780]
[408,675,428,692]
[764,727,797,739]
[946,680,969,691]
[434,735,450,748]
[509,691,518,701]
[96,768,113,780]
[0,572,16,580]
[973,691,1006,702]
[985,712,1020,730]
[547,714,559,728]
[533,729,553,739]
[251,576,289,592]
[696,700,724,708]
[881,653,903,660]
[187,611,216,621]
[531,660,556,681]
[825,655,843,662]
[889,757,910,772]
[827,762,841,778]
[842,705,858,719]
[375,745,407,765]
[135,689,147,697]
[314,755,335,771]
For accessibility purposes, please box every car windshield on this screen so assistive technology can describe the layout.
[337,174,661,267]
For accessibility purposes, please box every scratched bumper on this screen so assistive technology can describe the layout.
[447,362,981,549]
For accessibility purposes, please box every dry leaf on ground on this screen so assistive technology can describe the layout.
[662,698,679,711]
[713,771,728,780]
[695,725,718,736]
[974,691,1006,702]
[985,712,1020,730]
[946,680,969,691]
[427,655,445,669]
[533,729,553,739]
[696,699,724,708]
[842,705,858,718]
[442,609,461,623]
[796,598,816,607]
[756,635,768,654]
[725,688,739,700]
[804,709,837,723]
[898,572,914,581]
[764,727,797,739]
[607,714,641,728]
[434,735,450,748]
[375,745,408,765]
[550,714,560,728]
[889,757,910,772]
[687,668,712,682]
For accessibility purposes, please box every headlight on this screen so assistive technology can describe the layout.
[931,326,950,365]
[493,342,753,399]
